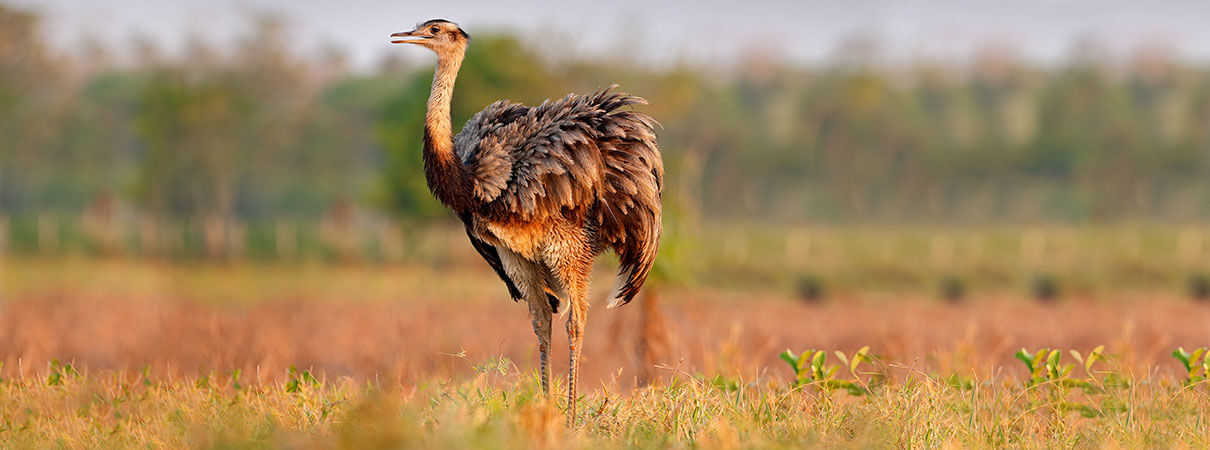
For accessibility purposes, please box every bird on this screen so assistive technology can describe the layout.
[390,19,663,424]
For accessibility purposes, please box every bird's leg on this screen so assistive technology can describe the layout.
[541,229,594,426]
[527,296,553,397]
[556,259,591,427]
[566,292,588,426]
[498,248,556,398]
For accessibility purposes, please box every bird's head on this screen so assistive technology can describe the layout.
[391,19,469,57]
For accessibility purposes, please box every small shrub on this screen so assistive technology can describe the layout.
[1187,273,1210,301]
[795,275,826,302]
[1031,274,1060,302]
[939,275,967,303]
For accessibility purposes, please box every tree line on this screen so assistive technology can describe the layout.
[2,4,1209,257]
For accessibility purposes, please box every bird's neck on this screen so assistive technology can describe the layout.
[423,49,475,212]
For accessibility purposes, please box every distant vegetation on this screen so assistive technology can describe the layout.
[2,4,1210,262]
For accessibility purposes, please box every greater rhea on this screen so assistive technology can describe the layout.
[391,19,663,423]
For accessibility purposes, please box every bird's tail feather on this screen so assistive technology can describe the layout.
[606,213,660,308]
[591,86,664,308]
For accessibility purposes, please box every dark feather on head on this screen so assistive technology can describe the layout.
[419,18,470,40]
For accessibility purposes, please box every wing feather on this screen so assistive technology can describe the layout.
[455,86,663,307]
[459,213,523,301]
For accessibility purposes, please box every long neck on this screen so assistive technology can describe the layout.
[422,49,475,212]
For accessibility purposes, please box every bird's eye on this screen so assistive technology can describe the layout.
[430,26,440,34]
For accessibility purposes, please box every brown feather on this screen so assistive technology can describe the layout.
[454,86,662,307]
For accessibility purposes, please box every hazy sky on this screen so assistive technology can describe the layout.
[12,0,1210,70]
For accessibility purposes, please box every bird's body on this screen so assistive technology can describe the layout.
[454,92,663,308]
[392,19,663,424]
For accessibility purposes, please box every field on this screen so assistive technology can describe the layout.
[6,1,1210,445]
[2,249,1209,448]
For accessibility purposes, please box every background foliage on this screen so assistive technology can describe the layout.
[2,4,1210,260]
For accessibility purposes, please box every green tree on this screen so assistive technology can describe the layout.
[0,5,62,213]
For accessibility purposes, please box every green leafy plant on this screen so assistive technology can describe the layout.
[1015,346,1111,417]
[1172,347,1208,386]
[1016,348,1061,386]
[195,373,211,389]
[140,366,153,386]
[780,346,871,395]
[46,359,80,386]
[286,366,320,393]
[1015,346,1105,389]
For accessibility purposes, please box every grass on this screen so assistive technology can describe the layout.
[8,222,1210,299]
[3,253,1210,447]
[676,223,1210,297]
[2,355,1208,448]
[0,256,505,306]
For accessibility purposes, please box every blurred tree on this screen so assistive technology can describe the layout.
[53,71,146,210]
[134,16,319,257]
[0,5,63,214]
[136,59,250,256]
[1,6,1210,258]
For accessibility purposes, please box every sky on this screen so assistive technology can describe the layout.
[11,0,1210,70]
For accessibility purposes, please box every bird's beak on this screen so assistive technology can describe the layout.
[391,30,430,45]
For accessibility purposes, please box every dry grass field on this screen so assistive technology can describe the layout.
[1,257,1209,447]
[3,257,1208,383]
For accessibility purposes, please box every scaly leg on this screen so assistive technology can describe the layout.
[528,297,553,396]
[566,294,587,426]
[552,253,592,426]
[540,227,594,426]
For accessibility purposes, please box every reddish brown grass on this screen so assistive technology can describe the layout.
[2,259,1206,389]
